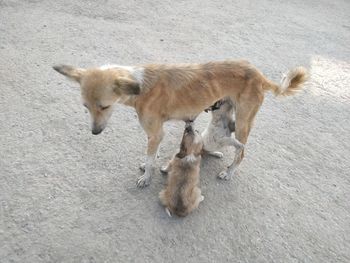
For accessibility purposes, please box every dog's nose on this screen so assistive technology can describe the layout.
[92,127,103,135]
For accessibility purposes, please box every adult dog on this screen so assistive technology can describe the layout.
[53,60,307,187]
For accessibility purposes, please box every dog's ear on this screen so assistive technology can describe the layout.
[114,77,140,95]
[53,64,85,83]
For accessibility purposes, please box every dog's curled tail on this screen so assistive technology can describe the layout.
[263,67,308,97]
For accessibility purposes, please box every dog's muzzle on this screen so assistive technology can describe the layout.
[92,128,102,135]
[91,124,104,135]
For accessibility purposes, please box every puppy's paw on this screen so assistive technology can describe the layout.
[200,195,205,202]
[136,173,151,188]
[217,170,231,180]
[160,165,169,174]
[208,151,224,158]
[165,208,172,217]
[139,163,146,171]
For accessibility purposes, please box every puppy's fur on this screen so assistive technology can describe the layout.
[202,98,244,161]
[53,60,308,186]
[159,122,204,217]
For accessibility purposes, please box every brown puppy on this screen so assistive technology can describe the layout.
[159,122,204,217]
[53,61,308,187]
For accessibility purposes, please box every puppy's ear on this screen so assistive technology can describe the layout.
[53,65,85,83]
[114,77,140,95]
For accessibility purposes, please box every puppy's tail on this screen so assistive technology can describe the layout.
[263,67,308,97]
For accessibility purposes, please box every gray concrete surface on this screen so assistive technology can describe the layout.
[1,0,350,262]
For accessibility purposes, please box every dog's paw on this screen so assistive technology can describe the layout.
[217,170,231,180]
[200,195,205,202]
[139,163,146,171]
[136,173,151,188]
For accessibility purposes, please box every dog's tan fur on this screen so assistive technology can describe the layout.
[159,122,204,217]
[53,60,308,186]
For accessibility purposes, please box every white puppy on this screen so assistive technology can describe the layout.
[202,98,244,158]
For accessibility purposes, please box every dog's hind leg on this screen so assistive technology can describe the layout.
[137,121,164,188]
[218,95,262,180]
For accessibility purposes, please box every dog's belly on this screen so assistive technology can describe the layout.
[169,110,202,121]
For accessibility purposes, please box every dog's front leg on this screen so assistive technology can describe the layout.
[137,152,157,188]
[137,128,164,188]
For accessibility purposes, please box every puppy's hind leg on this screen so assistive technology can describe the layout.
[159,190,172,217]
[193,187,204,208]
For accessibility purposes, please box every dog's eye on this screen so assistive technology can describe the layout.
[101,105,110,110]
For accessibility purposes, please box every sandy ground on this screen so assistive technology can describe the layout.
[1,0,350,262]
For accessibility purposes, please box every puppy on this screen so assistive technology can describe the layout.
[202,98,244,163]
[159,122,204,217]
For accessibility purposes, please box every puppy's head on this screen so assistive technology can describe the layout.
[176,122,203,160]
[53,65,141,135]
[211,99,234,116]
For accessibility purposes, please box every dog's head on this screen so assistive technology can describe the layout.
[53,65,141,135]
[176,121,203,160]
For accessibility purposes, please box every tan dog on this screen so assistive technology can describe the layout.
[159,122,204,217]
[53,60,308,187]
